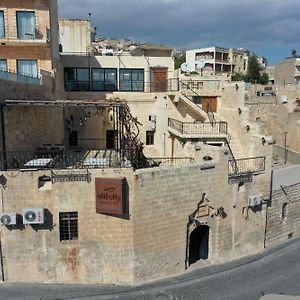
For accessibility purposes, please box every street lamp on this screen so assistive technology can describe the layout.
[284,131,288,164]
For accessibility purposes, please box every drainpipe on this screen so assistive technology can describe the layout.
[0,187,4,281]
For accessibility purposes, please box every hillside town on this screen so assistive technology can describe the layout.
[0,1,300,297]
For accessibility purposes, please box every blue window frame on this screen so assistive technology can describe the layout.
[16,11,35,39]
[92,68,117,91]
[17,59,38,77]
[0,11,4,38]
[119,69,144,91]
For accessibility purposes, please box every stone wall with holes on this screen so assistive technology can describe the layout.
[4,106,64,151]
[265,183,300,247]
[0,148,272,284]
[132,148,271,283]
[0,168,136,284]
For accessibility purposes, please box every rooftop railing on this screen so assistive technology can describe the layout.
[168,118,228,136]
[228,156,266,177]
[0,69,41,85]
[0,25,50,42]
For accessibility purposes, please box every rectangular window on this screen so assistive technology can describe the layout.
[92,68,117,91]
[59,212,78,241]
[16,11,35,39]
[64,67,90,91]
[0,59,7,71]
[0,11,5,38]
[281,203,288,220]
[146,131,155,145]
[17,59,38,77]
[119,68,144,91]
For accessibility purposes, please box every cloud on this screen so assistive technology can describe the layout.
[58,0,300,63]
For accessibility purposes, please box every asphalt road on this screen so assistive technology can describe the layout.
[1,238,300,300]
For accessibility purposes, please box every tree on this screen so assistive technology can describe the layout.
[231,72,245,82]
[260,72,269,85]
[175,55,186,70]
[245,55,263,84]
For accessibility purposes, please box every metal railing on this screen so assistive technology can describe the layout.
[168,118,227,136]
[228,156,266,177]
[1,149,129,170]
[146,157,195,167]
[1,25,50,42]
[0,69,41,85]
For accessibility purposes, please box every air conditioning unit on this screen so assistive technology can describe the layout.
[23,208,45,225]
[0,213,17,225]
[248,195,263,207]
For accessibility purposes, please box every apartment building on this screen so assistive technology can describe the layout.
[274,57,300,86]
[0,0,59,80]
[186,47,249,75]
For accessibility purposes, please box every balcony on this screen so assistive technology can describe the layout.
[228,156,266,182]
[168,118,228,139]
[0,69,41,85]
[0,25,50,46]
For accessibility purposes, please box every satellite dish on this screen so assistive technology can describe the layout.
[196,60,205,69]
[281,95,288,103]
[180,63,190,73]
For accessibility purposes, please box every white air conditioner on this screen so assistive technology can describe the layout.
[248,195,263,207]
[0,213,17,225]
[23,208,45,225]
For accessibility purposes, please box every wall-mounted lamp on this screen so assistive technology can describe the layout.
[238,108,242,115]
[246,125,250,132]
[235,84,239,91]
[154,96,157,99]
[261,137,266,145]
[164,96,167,100]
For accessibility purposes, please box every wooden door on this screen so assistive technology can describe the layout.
[151,68,168,92]
[202,97,217,113]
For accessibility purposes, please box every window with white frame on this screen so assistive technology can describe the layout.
[0,59,7,71]
[0,11,5,38]
[17,59,38,77]
[16,11,35,39]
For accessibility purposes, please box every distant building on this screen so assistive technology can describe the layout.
[186,47,249,75]
[0,0,59,78]
[59,19,92,54]
[274,57,300,86]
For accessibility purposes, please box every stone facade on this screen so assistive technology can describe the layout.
[0,146,271,283]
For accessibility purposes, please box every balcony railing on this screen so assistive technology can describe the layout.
[1,149,128,170]
[0,25,50,42]
[0,69,41,85]
[228,156,266,177]
[168,118,228,136]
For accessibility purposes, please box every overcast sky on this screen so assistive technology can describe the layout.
[58,0,300,65]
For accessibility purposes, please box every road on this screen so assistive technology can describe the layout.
[1,239,300,300]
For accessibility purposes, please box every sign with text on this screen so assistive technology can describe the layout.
[95,178,124,215]
[197,205,210,218]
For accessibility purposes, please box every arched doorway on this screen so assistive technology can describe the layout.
[189,225,209,265]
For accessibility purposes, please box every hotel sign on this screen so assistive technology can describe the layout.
[95,178,124,215]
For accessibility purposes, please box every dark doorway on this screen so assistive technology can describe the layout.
[189,225,209,265]
[106,130,117,149]
[69,131,78,147]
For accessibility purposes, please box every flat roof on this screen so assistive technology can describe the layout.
[272,164,300,190]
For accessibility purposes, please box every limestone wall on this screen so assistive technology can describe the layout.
[266,184,300,245]
[0,168,135,284]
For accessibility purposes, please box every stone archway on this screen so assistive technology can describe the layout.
[189,225,209,266]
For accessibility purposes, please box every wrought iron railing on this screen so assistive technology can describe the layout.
[228,156,266,177]
[147,157,195,167]
[1,150,129,170]
[168,118,228,136]
[0,69,41,85]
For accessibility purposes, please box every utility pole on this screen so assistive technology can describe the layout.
[284,131,288,164]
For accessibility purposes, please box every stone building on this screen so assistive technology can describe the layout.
[0,0,296,286]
